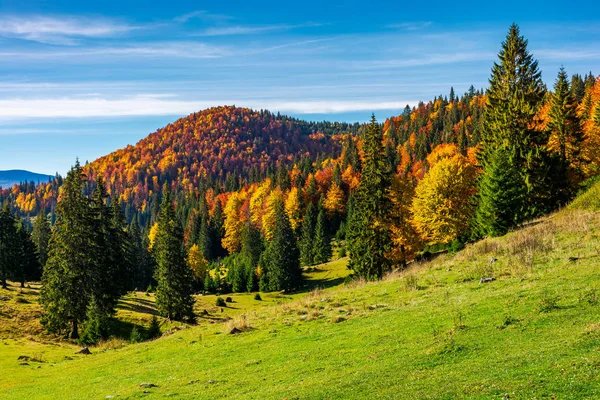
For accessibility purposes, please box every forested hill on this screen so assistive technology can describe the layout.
[0,106,358,217]
[86,106,357,206]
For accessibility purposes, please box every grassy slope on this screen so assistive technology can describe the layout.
[3,202,600,398]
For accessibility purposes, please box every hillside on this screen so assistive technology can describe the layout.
[85,106,354,206]
[0,170,53,189]
[3,186,600,398]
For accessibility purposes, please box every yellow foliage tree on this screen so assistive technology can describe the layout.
[387,176,422,268]
[411,154,477,245]
[148,222,159,251]
[222,192,246,253]
[249,179,271,230]
[187,244,208,280]
[261,189,283,241]
[323,182,345,218]
[284,187,303,231]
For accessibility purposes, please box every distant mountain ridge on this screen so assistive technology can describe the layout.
[0,170,54,188]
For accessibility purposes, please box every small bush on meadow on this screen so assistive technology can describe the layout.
[147,316,161,339]
[254,293,262,301]
[130,326,143,343]
[215,297,227,307]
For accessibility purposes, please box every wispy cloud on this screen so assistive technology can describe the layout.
[387,22,432,31]
[173,10,232,23]
[0,14,137,44]
[535,49,600,60]
[0,96,415,120]
[0,41,230,59]
[197,22,322,37]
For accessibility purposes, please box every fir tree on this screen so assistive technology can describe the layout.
[32,214,51,269]
[594,102,600,126]
[475,148,526,237]
[90,178,123,316]
[153,185,195,321]
[0,206,18,289]
[40,161,97,338]
[547,67,584,202]
[346,116,392,280]
[476,24,547,234]
[259,198,301,292]
[299,202,317,266]
[14,224,40,286]
[312,202,332,264]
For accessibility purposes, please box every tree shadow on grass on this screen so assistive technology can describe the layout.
[117,299,159,316]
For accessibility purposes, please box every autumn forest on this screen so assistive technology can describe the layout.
[1,24,600,341]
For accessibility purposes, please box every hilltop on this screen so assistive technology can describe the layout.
[2,184,600,399]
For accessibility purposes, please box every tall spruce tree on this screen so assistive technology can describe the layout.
[32,214,51,268]
[547,67,584,202]
[153,185,195,321]
[90,178,123,316]
[299,201,317,266]
[259,198,301,292]
[0,206,18,289]
[240,223,262,292]
[14,223,40,287]
[128,220,154,290]
[40,162,97,338]
[312,201,332,264]
[474,148,526,237]
[476,24,547,235]
[346,116,392,280]
[110,200,134,293]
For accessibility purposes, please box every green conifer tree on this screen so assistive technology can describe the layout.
[259,198,301,292]
[14,224,40,286]
[40,161,97,338]
[475,148,527,237]
[153,185,195,321]
[32,214,51,269]
[299,202,317,266]
[0,206,18,289]
[313,202,332,264]
[346,116,393,280]
[547,67,584,202]
[476,24,547,234]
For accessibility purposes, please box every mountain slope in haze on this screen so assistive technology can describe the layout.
[0,170,54,189]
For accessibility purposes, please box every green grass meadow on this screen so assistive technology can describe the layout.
[3,203,600,398]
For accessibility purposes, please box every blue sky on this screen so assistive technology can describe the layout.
[0,1,599,175]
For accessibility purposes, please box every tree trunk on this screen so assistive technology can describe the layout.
[400,245,407,270]
[20,279,25,288]
[70,320,79,339]
[1,278,6,289]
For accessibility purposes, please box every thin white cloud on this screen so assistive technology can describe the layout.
[0,15,137,44]
[173,10,232,23]
[198,22,322,37]
[0,96,416,120]
[535,49,600,60]
[0,41,230,59]
[387,22,432,31]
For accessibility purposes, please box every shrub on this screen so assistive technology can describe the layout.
[215,297,227,307]
[225,297,233,303]
[147,316,161,339]
[130,326,143,343]
[254,293,262,301]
